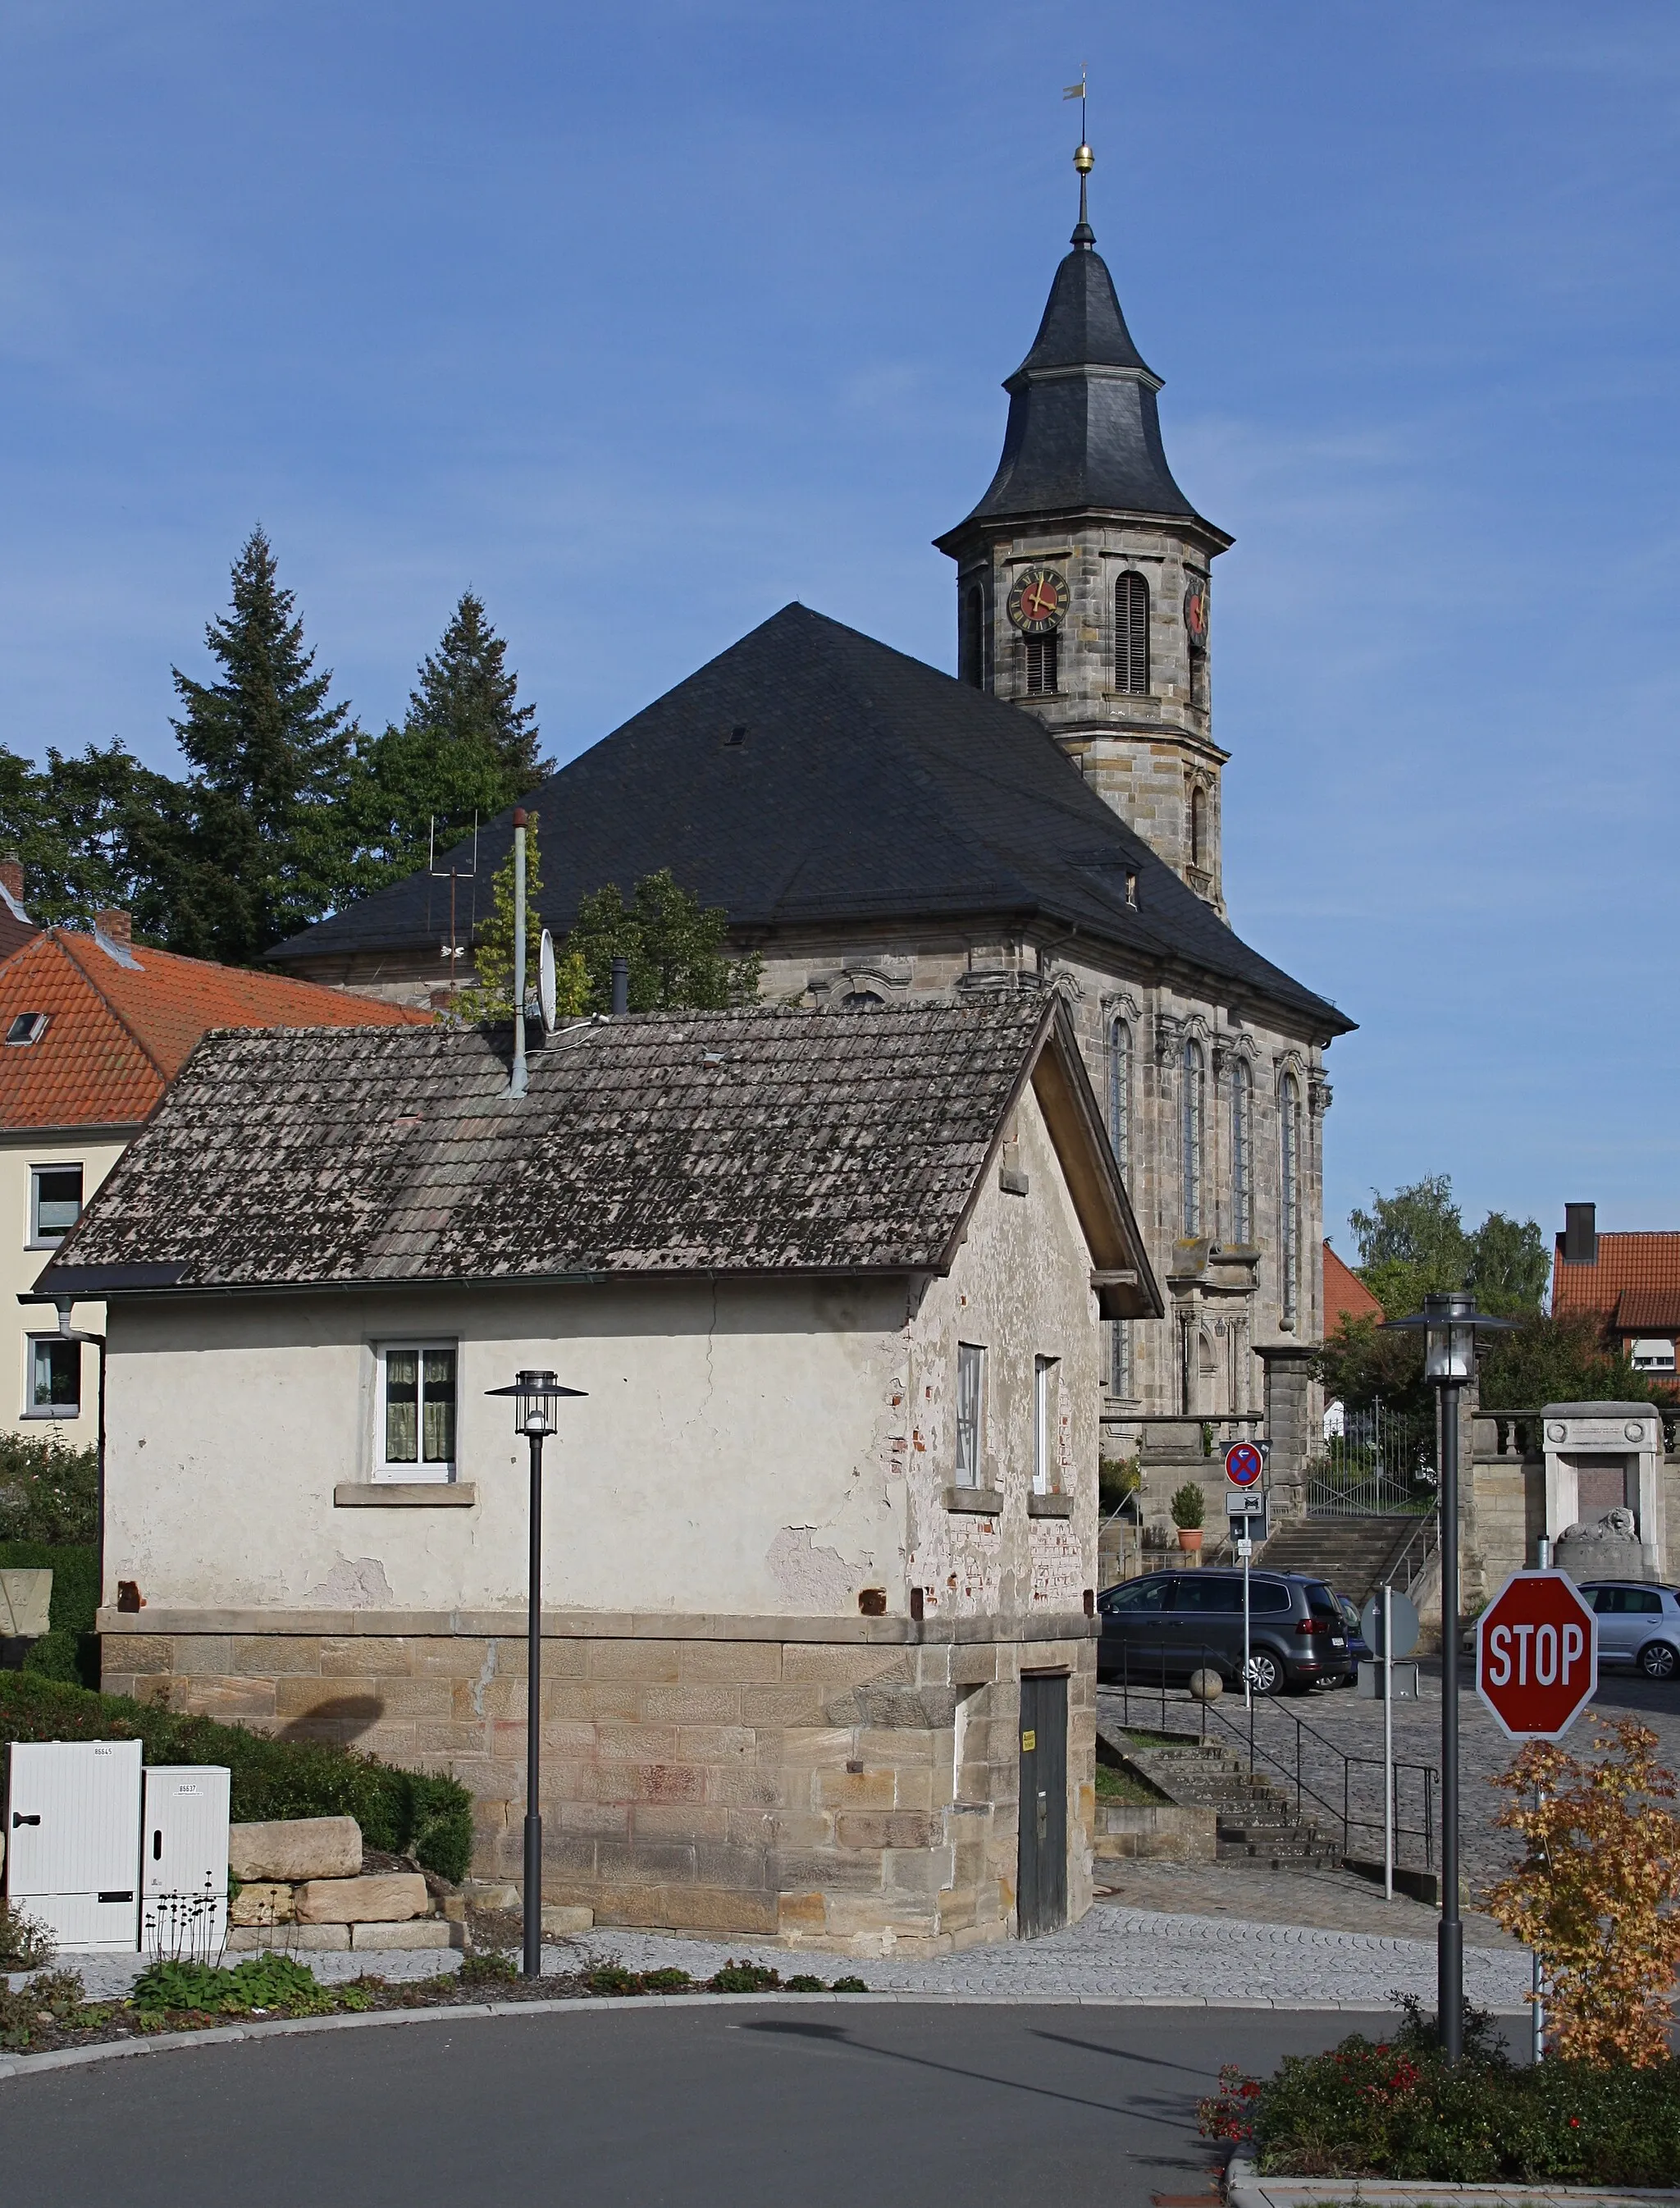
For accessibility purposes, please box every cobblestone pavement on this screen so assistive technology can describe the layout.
[560,1899,1533,2011]
[1100,1669,1680,1900]
[1089,1858,1517,1947]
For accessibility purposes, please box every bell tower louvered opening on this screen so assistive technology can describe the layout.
[1116,572,1149,694]
[961,585,986,689]
[1024,634,1057,696]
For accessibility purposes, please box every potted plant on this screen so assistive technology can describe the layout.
[1170,1483,1205,1553]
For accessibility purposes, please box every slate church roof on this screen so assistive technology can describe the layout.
[268,606,1349,1040]
[37,998,1161,1317]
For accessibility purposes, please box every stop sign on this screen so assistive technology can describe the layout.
[1475,1570,1598,1741]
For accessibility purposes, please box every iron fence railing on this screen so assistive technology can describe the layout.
[1308,1399,1434,1517]
[1103,1640,1438,1874]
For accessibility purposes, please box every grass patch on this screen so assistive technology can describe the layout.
[1094,1762,1171,1806]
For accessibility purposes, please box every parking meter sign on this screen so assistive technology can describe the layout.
[1225,1441,1264,1490]
[1475,1570,1597,1741]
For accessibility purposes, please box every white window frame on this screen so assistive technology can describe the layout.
[24,1332,80,1419]
[1034,1355,1059,1495]
[955,1342,985,1487]
[1632,1339,1676,1373]
[374,1342,459,1483]
[29,1163,84,1250]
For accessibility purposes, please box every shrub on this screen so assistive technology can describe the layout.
[1486,1720,1680,2066]
[130,1954,362,2018]
[0,1541,99,1688]
[0,1968,92,2052]
[1169,1483,1204,1530]
[708,1959,782,1992]
[831,1976,868,1993]
[0,1671,474,1881]
[0,1436,98,1545]
[1200,1999,1680,2184]
[0,1899,54,1971]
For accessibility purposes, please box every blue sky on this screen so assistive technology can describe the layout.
[2,2,1677,1251]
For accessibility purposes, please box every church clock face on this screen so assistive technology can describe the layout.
[1006,566,1070,635]
[1183,574,1210,652]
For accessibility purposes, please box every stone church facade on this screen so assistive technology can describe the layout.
[269,165,1353,1446]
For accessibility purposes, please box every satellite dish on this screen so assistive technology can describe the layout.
[537,929,557,1033]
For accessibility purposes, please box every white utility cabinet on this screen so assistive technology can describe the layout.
[6,1739,143,1951]
[141,1765,231,1957]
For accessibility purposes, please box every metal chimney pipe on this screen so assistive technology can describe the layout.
[611,955,628,1017]
[509,810,528,1099]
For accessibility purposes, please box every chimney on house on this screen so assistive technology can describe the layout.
[94,909,131,946]
[1563,1202,1598,1266]
[0,860,25,913]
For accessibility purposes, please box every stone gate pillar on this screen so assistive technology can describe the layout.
[1258,1345,1317,1525]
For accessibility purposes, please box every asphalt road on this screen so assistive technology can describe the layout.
[0,2004,1392,2208]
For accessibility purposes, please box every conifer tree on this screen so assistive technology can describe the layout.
[158,528,357,962]
[349,592,549,895]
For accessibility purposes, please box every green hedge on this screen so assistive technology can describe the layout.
[0,1541,98,1688]
[0,1671,474,1882]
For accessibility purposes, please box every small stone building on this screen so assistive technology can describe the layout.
[39,998,1160,1953]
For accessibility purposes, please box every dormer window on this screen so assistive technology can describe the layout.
[7,1013,47,1045]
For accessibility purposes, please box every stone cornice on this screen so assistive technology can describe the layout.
[98,1606,1098,1646]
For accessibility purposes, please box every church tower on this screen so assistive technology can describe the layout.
[935,142,1233,915]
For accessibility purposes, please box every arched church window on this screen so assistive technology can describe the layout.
[1230,1057,1253,1244]
[961,586,986,689]
[1115,573,1149,694]
[1107,1018,1130,1177]
[1024,634,1057,696]
[1181,1040,1204,1237]
[1190,785,1207,868]
[836,990,885,1011]
[1279,1072,1301,1326]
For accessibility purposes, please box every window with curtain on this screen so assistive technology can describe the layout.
[1280,1073,1301,1326]
[1230,1057,1253,1243]
[1115,572,1148,693]
[379,1345,458,1480]
[961,586,986,688]
[1181,1040,1204,1237]
[955,1343,984,1486]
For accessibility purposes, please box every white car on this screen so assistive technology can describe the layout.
[1577,1582,1680,1681]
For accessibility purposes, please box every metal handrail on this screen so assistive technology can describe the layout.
[1386,1507,1441,1605]
[1106,1641,1439,1872]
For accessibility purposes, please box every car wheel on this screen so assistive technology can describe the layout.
[1244,1650,1283,1696]
[1638,1641,1678,1682]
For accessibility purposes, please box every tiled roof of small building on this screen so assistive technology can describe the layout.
[0,929,429,1132]
[1610,1291,1680,1334]
[39,998,1159,1309]
[1322,1241,1383,1333]
[1552,1232,1680,1322]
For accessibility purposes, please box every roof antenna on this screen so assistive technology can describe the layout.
[1063,66,1094,246]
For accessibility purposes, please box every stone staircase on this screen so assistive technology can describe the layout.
[1255,1515,1428,1607]
[1099,1726,1341,1871]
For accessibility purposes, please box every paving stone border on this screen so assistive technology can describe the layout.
[1226,2154,1673,2208]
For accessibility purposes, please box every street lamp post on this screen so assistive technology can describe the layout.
[1382,1291,1513,2061]
[487,1368,586,1977]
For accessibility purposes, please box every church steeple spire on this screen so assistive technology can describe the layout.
[1071,135,1095,248]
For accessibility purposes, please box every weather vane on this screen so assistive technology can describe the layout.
[1063,67,1093,235]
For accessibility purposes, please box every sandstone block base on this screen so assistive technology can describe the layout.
[104,1613,1098,1953]
[229,1881,296,1927]
[297,1872,428,1925]
[349,1919,459,1950]
[229,1816,361,1883]
[226,1922,349,1952]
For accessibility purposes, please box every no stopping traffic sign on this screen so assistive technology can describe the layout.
[1225,1441,1264,1489]
[1475,1570,1597,1741]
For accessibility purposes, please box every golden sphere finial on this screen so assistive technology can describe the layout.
[1074,142,1094,175]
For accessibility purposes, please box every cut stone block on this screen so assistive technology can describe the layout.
[226,1922,349,1952]
[349,1918,459,1950]
[229,1816,362,1883]
[229,1881,296,1927]
[296,1872,429,1924]
[541,1904,595,1934]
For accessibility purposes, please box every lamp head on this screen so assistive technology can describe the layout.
[486,1367,587,1438]
[1381,1289,1517,1383]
